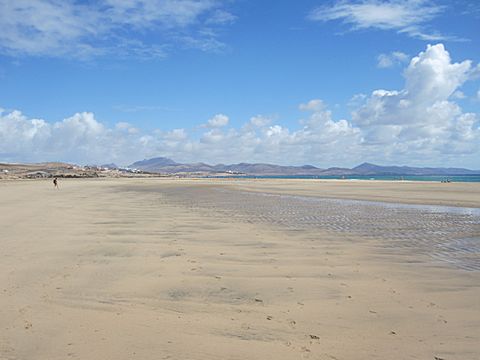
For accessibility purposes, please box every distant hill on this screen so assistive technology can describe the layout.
[128,157,325,175]
[101,163,119,169]
[350,162,480,176]
[214,163,325,175]
[129,157,179,171]
[128,157,480,176]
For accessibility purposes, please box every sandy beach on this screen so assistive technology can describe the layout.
[1,178,479,360]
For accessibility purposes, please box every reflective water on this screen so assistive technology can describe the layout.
[160,186,480,271]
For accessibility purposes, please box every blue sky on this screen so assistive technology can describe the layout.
[0,0,479,168]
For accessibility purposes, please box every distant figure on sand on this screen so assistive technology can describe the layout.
[53,177,59,189]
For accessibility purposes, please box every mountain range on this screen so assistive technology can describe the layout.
[128,157,480,176]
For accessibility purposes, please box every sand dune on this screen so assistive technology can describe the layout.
[1,178,479,359]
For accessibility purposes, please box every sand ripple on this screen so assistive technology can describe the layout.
[160,186,480,271]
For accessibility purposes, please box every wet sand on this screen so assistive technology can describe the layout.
[1,178,479,359]
[225,178,480,208]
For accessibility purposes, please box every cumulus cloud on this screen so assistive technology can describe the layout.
[163,128,188,141]
[299,99,326,112]
[0,104,362,166]
[377,51,409,68]
[1,44,479,168]
[0,109,142,164]
[347,93,367,108]
[205,113,229,128]
[405,44,471,102]
[352,44,479,163]
[115,122,139,134]
[308,0,455,41]
[249,115,272,127]
[0,0,235,59]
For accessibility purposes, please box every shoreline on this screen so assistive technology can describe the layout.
[206,177,480,208]
[114,176,480,208]
[3,176,480,208]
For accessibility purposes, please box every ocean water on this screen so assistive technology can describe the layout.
[208,175,480,182]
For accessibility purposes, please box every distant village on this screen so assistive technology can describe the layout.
[0,163,153,180]
[0,162,245,180]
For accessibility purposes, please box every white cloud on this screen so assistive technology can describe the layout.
[178,33,226,53]
[471,64,480,80]
[205,113,229,128]
[0,0,101,58]
[0,104,362,166]
[201,129,225,143]
[206,10,237,25]
[404,44,471,103]
[249,115,272,127]
[164,128,188,141]
[299,99,326,112]
[308,0,454,40]
[265,125,288,138]
[116,122,139,134]
[451,90,466,99]
[352,44,479,163]
[103,0,215,28]
[377,51,409,68]
[0,0,234,59]
[347,93,367,108]
[1,44,479,168]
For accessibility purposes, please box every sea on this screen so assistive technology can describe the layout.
[207,175,480,182]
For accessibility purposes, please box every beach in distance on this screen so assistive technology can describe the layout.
[1,178,479,360]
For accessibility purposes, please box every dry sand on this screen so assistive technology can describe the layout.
[0,178,479,360]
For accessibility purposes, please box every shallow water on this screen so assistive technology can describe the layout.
[158,186,480,271]
[208,175,480,182]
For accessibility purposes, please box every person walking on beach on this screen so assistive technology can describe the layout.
[53,177,59,189]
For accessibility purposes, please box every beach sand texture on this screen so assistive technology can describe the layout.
[1,178,479,359]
